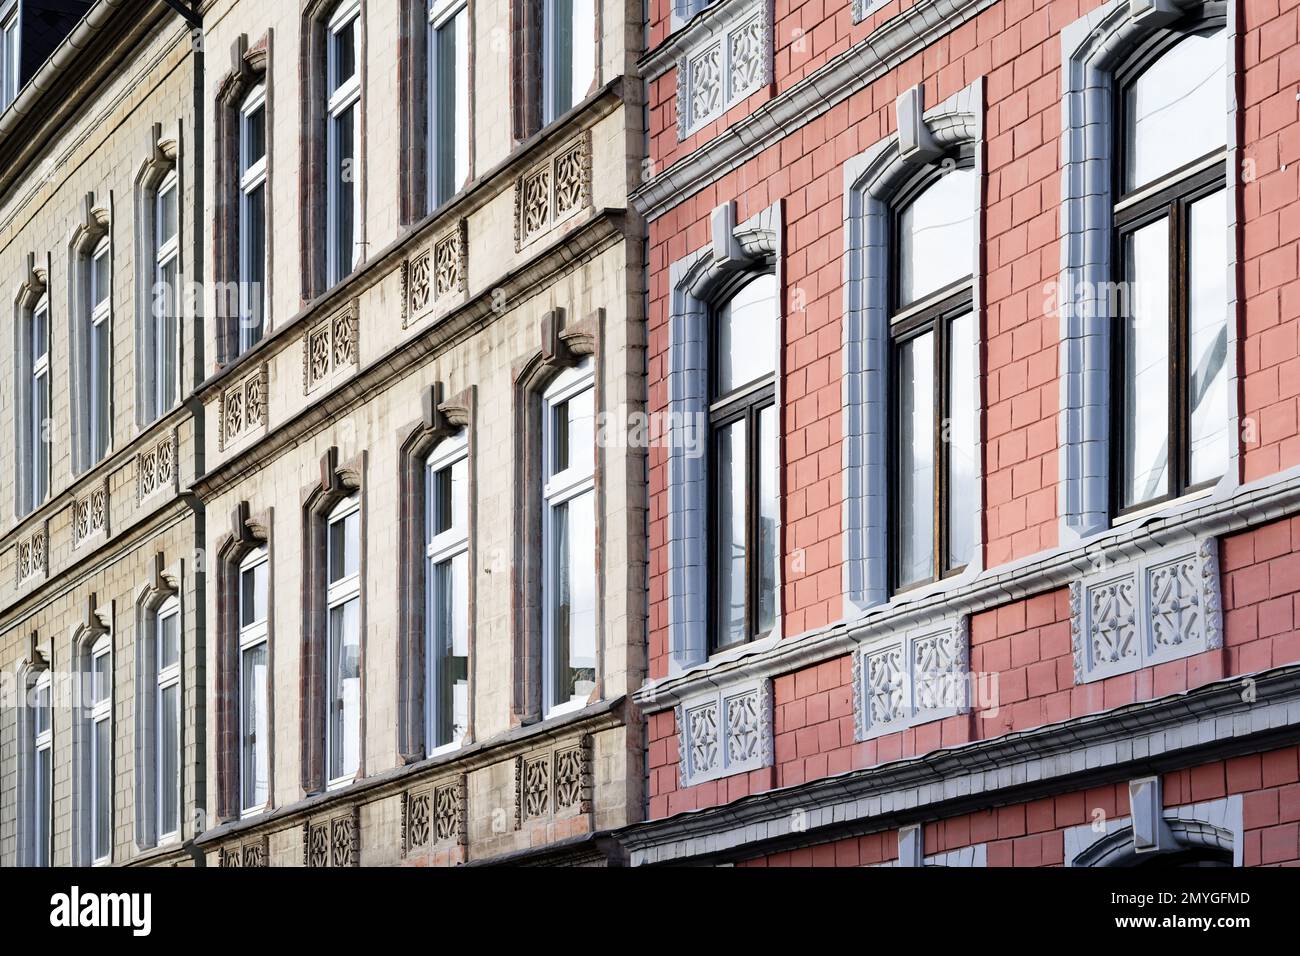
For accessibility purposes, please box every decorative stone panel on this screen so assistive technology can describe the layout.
[513,132,592,250]
[676,0,771,139]
[401,774,467,856]
[852,616,970,741]
[218,364,268,451]
[402,220,468,328]
[136,430,178,501]
[1070,537,1223,684]
[303,806,360,867]
[302,300,360,394]
[219,834,269,867]
[15,524,48,585]
[675,678,772,788]
[72,482,109,549]
[513,734,593,829]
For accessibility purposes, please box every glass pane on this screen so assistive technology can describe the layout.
[432,13,469,205]
[713,419,747,647]
[432,552,469,746]
[94,717,111,859]
[1124,30,1226,192]
[549,0,575,117]
[34,372,49,504]
[92,319,110,459]
[92,651,111,705]
[240,560,268,627]
[551,387,594,476]
[328,598,360,780]
[32,305,48,363]
[242,102,266,170]
[570,0,595,107]
[714,273,778,396]
[240,641,269,810]
[240,181,266,349]
[330,17,356,91]
[897,331,935,587]
[93,250,110,307]
[1188,189,1229,486]
[329,105,356,282]
[159,683,179,836]
[1121,219,1171,508]
[898,168,976,306]
[550,491,597,707]
[328,508,360,583]
[156,257,179,412]
[35,746,51,866]
[34,683,51,735]
[946,311,977,569]
[158,183,178,244]
[757,404,777,634]
[433,455,467,536]
[159,611,180,670]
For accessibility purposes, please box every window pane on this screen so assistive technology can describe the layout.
[159,611,180,670]
[1124,30,1226,192]
[433,456,467,537]
[432,11,469,205]
[328,508,360,582]
[92,319,111,459]
[92,651,111,705]
[549,0,575,117]
[715,273,777,396]
[757,404,777,635]
[158,183,178,244]
[35,746,52,866]
[240,641,269,810]
[328,598,360,780]
[713,419,747,648]
[34,371,49,504]
[240,181,266,349]
[1188,189,1229,487]
[159,682,179,836]
[329,104,356,283]
[330,18,356,91]
[898,168,975,306]
[32,306,48,363]
[551,492,597,707]
[552,387,594,476]
[432,552,469,746]
[156,257,179,412]
[34,683,51,735]
[240,560,268,627]
[946,311,977,569]
[242,103,266,171]
[897,331,935,587]
[93,250,110,307]
[94,717,111,859]
[1121,219,1171,508]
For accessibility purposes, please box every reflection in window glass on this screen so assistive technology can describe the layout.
[1121,219,1171,509]
[897,168,975,306]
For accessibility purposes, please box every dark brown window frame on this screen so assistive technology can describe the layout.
[886,157,977,596]
[1109,25,1230,520]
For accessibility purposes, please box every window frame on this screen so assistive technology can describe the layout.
[32,669,53,868]
[424,432,469,754]
[0,3,18,113]
[27,293,50,512]
[324,493,361,788]
[541,0,595,125]
[427,0,469,212]
[88,635,112,865]
[153,596,181,842]
[1108,26,1230,522]
[238,82,268,354]
[325,0,362,288]
[706,273,778,654]
[150,169,181,421]
[540,359,597,718]
[237,546,270,816]
[87,237,112,463]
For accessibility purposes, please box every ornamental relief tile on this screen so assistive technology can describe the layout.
[218,364,268,451]
[220,835,269,867]
[513,736,593,828]
[15,524,48,586]
[303,807,360,867]
[676,678,772,788]
[852,617,969,742]
[302,301,359,394]
[136,431,178,501]
[513,131,593,250]
[402,220,469,330]
[676,0,772,139]
[72,483,109,548]
[402,775,467,856]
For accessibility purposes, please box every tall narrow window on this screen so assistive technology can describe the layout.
[428,0,469,209]
[89,636,112,864]
[326,495,361,785]
[542,362,597,715]
[889,164,977,592]
[326,0,362,286]
[32,671,52,867]
[425,435,469,750]
[148,171,180,421]
[25,294,50,512]
[542,0,595,123]
[709,274,778,652]
[87,238,112,463]
[1113,27,1228,515]
[153,599,181,840]
[238,547,270,813]
[239,83,267,352]
[0,4,17,112]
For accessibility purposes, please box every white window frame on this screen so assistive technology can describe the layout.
[153,597,181,842]
[239,82,268,353]
[238,546,270,816]
[326,0,362,287]
[28,294,50,512]
[542,0,595,125]
[88,237,112,463]
[150,170,180,421]
[424,432,468,755]
[0,3,19,113]
[541,359,596,718]
[325,494,361,788]
[89,635,112,865]
[32,670,53,868]
[427,0,469,211]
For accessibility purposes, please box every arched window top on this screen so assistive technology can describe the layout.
[712,271,778,401]
[425,427,467,469]
[328,491,360,521]
[240,543,269,570]
[542,353,593,400]
[89,634,111,705]
[1121,26,1227,194]
[894,164,976,309]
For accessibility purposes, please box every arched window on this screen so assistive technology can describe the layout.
[325,494,361,785]
[542,358,597,715]
[425,433,469,750]
[709,272,778,651]
[31,670,53,867]
[238,83,267,351]
[238,546,270,813]
[889,163,978,592]
[1113,26,1229,515]
[87,634,112,864]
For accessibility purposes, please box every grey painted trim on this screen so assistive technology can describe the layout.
[842,80,985,614]
[1057,0,1238,545]
[853,614,969,741]
[1063,794,1243,867]
[649,0,766,78]
[673,0,773,140]
[850,0,889,24]
[675,676,773,788]
[621,663,1300,865]
[665,201,783,674]
[631,0,1001,222]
